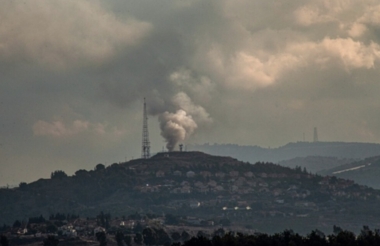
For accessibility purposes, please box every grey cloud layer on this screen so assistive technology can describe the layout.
[2,0,380,185]
[0,0,151,69]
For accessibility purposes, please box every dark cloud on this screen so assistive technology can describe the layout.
[2,0,380,185]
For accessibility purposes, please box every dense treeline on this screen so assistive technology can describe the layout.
[2,224,380,246]
[175,229,380,246]
[110,226,380,246]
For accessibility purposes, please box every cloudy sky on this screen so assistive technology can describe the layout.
[2,0,380,185]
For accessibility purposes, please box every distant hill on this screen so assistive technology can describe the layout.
[2,151,380,234]
[319,156,380,189]
[279,156,356,173]
[188,142,380,163]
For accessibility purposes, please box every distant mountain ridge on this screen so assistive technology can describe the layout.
[188,142,380,163]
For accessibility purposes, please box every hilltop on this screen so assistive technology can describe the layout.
[1,151,380,234]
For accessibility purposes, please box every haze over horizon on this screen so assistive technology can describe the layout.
[2,0,380,186]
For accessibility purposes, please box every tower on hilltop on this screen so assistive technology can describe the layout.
[141,98,150,159]
[313,127,318,142]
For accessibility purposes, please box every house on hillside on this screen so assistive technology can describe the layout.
[268,173,278,178]
[59,225,78,238]
[186,171,195,178]
[190,201,201,208]
[272,189,282,197]
[181,186,191,193]
[246,181,257,187]
[208,180,217,187]
[194,181,204,188]
[260,173,268,178]
[244,171,255,178]
[94,227,106,234]
[156,170,165,177]
[229,171,239,177]
[235,177,246,185]
[215,172,226,178]
[230,185,239,192]
[214,185,224,192]
[170,188,181,194]
[173,170,182,176]
[200,171,213,178]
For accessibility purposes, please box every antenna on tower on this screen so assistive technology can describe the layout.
[313,127,318,142]
[141,98,150,159]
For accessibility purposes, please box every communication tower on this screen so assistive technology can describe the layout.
[313,127,318,142]
[141,98,150,159]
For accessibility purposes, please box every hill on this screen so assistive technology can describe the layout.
[188,142,380,163]
[2,151,380,234]
[319,155,380,189]
[279,156,356,173]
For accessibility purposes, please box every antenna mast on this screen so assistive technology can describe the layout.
[141,98,150,159]
[313,127,318,142]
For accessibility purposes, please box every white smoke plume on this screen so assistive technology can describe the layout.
[159,92,212,151]
[172,92,213,124]
[159,110,197,151]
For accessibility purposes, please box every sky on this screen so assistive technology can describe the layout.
[2,0,380,186]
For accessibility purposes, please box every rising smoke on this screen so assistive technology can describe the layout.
[158,92,212,151]
[159,110,197,151]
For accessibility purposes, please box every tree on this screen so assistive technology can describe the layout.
[134,233,143,245]
[51,170,67,179]
[43,236,59,246]
[46,224,58,233]
[29,215,46,224]
[171,232,181,242]
[96,231,107,246]
[306,230,327,246]
[219,218,231,227]
[142,228,156,245]
[165,214,180,225]
[75,169,88,177]
[360,225,372,237]
[133,222,143,233]
[97,211,111,229]
[357,226,379,246]
[333,225,343,235]
[0,235,9,246]
[108,163,121,172]
[19,182,27,190]
[124,235,132,246]
[128,212,142,220]
[213,228,225,237]
[0,225,9,234]
[12,220,21,228]
[95,164,106,171]
[181,230,190,241]
[50,213,66,221]
[155,228,171,245]
[183,235,211,246]
[104,213,111,229]
[115,231,124,246]
[330,231,356,246]
[197,231,209,238]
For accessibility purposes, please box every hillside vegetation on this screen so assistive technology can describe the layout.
[1,151,380,234]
